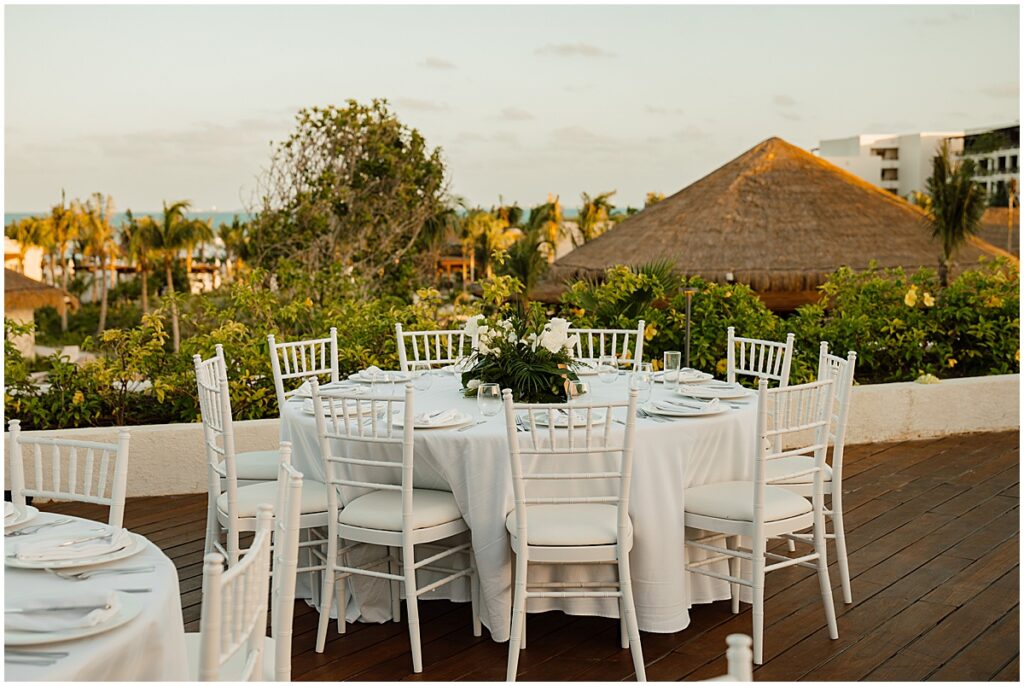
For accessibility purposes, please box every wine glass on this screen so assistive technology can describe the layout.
[477,383,502,417]
[369,370,392,395]
[567,379,590,404]
[629,362,654,403]
[598,355,618,384]
[410,362,433,391]
[663,351,682,383]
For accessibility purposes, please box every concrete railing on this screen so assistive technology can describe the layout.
[5,374,1019,498]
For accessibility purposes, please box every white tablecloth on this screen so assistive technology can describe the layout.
[281,373,757,642]
[4,512,188,681]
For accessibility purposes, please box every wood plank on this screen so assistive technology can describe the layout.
[928,605,1019,681]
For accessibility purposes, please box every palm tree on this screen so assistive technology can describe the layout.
[121,210,157,313]
[526,195,563,263]
[644,192,665,208]
[576,190,616,246]
[82,193,118,334]
[462,209,518,279]
[217,216,250,281]
[183,217,214,277]
[148,200,193,352]
[497,226,548,297]
[1007,178,1019,252]
[49,191,80,333]
[4,216,47,273]
[924,141,988,286]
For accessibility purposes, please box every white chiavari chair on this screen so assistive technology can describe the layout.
[395,323,476,372]
[726,327,795,387]
[767,343,857,603]
[198,345,279,483]
[194,350,329,566]
[188,506,274,681]
[568,320,646,371]
[268,327,339,411]
[7,420,130,529]
[309,379,480,672]
[684,379,838,664]
[701,634,754,682]
[502,388,646,681]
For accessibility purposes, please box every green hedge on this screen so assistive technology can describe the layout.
[5,259,1018,430]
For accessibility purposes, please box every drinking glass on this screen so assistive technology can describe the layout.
[598,355,619,384]
[663,351,682,383]
[411,368,433,392]
[477,383,502,417]
[567,379,590,404]
[629,362,654,403]
[369,370,392,395]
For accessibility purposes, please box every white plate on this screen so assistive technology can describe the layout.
[677,383,754,400]
[6,531,148,570]
[657,369,714,384]
[5,591,143,646]
[348,371,411,383]
[392,410,472,430]
[530,409,608,427]
[300,398,381,417]
[4,505,40,532]
[643,401,726,418]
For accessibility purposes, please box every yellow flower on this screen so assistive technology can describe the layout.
[644,324,657,342]
[303,297,313,308]
[1016,349,1020,362]
[715,358,728,375]
[72,390,85,406]
[922,292,935,307]
[985,295,1004,308]
[904,285,918,307]
[947,358,957,368]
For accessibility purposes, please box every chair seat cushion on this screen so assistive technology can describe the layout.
[217,480,328,518]
[764,456,833,484]
[338,489,463,531]
[185,632,276,680]
[218,450,280,482]
[505,504,631,546]
[685,481,813,522]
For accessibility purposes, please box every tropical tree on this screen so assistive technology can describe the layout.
[121,210,157,312]
[462,209,519,280]
[645,192,665,208]
[576,190,616,245]
[924,141,988,286]
[217,216,251,281]
[82,193,118,334]
[526,195,563,262]
[48,192,81,333]
[147,200,193,352]
[1007,178,1019,252]
[4,216,48,273]
[182,217,214,277]
[497,226,548,297]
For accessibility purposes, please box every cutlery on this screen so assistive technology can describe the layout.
[517,415,532,432]
[45,565,154,581]
[637,409,668,423]
[661,398,711,411]
[457,420,486,432]
[7,603,111,614]
[115,588,152,593]
[6,650,69,658]
[56,530,116,548]
[5,656,59,666]
[5,518,73,537]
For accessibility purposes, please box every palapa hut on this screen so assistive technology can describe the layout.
[4,269,78,358]
[542,137,1014,309]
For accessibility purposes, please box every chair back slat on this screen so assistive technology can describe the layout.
[7,420,130,528]
[503,389,639,547]
[727,327,795,387]
[311,379,416,529]
[817,342,857,480]
[395,323,476,372]
[567,321,645,371]
[268,328,340,410]
[196,507,273,682]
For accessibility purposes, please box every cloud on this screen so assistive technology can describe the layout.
[454,131,519,145]
[535,42,615,58]
[645,105,686,116]
[773,94,796,108]
[778,111,801,122]
[979,82,1019,99]
[497,107,533,121]
[419,56,455,70]
[393,97,449,112]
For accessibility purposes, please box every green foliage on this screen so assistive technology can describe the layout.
[925,141,988,284]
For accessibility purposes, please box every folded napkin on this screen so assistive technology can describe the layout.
[414,409,460,426]
[14,528,131,563]
[6,591,121,633]
[676,369,713,384]
[5,502,14,520]
[656,397,720,413]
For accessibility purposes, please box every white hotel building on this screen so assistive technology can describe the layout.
[817,123,1020,201]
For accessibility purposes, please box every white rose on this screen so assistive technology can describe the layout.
[467,379,481,390]
[564,333,580,354]
[464,314,484,336]
[540,329,565,354]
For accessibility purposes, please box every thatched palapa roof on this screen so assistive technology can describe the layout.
[545,137,1014,302]
[4,269,77,312]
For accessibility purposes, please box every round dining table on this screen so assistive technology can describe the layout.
[280,371,758,642]
[4,511,188,681]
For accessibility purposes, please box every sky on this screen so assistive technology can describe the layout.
[4,3,1020,213]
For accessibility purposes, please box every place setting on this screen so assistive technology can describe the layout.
[5,501,41,532]
[5,589,145,648]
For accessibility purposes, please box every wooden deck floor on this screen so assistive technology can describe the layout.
[38,431,1019,681]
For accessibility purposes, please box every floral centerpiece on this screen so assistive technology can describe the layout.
[461,314,581,403]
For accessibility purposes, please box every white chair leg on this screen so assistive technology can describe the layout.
[831,494,853,604]
[727,535,740,614]
[618,555,646,681]
[814,513,839,639]
[469,551,482,637]
[786,538,796,553]
[402,542,423,673]
[389,547,401,622]
[204,495,218,554]
[315,537,336,653]
[619,595,629,649]
[506,551,528,681]
[334,574,347,635]
[227,525,240,567]
[751,537,766,665]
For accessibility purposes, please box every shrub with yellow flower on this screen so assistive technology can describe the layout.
[904,285,918,307]
[922,292,935,307]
